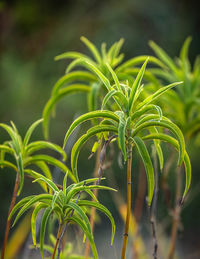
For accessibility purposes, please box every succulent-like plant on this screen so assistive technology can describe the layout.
[43,37,164,139]
[9,174,116,259]
[148,37,200,141]
[62,58,191,258]
[0,119,76,259]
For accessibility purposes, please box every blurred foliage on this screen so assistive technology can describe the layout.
[0,0,199,257]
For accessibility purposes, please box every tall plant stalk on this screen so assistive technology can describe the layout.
[121,143,132,259]
[1,173,20,259]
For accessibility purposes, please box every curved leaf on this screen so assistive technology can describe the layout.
[23,119,43,146]
[78,200,115,245]
[43,84,90,139]
[40,207,52,259]
[133,119,185,165]
[133,136,155,206]
[80,36,102,64]
[24,155,76,183]
[31,202,48,246]
[142,133,191,201]
[26,141,66,161]
[70,125,118,180]
[63,110,119,148]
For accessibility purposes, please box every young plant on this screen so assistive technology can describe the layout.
[62,58,191,258]
[9,174,116,259]
[0,119,75,259]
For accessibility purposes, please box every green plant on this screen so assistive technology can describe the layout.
[145,37,199,259]
[9,174,116,259]
[0,119,75,259]
[62,58,191,258]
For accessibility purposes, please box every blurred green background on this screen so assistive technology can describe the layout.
[0,0,199,258]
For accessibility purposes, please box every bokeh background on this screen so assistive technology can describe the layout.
[0,0,199,258]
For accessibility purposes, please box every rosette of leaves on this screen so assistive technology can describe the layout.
[0,118,76,259]
[9,174,116,259]
[148,37,200,142]
[62,58,191,258]
[43,37,165,139]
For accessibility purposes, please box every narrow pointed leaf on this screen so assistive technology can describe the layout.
[63,110,119,148]
[78,200,115,245]
[40,207,52,259]
[43,85,90,139]
[133,136,154,206]
[80,36,101,64]
[23,119,43,146]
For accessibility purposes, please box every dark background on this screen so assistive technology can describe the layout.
[0,0,199,258]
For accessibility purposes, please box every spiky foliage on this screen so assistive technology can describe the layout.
[43,37,164,139]
[148,37,200,141]
[9,174,116,259]
[0,118,76,193]
[63,59,191,205]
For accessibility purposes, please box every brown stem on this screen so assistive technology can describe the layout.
[121,145,132,259]
[1,173,20,259]
[85,145,101,258]
[168,166,182,259]
[52,224,63,259]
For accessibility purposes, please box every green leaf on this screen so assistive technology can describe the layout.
[63,110,119,148]
[23,119,43,147]
[17,153,24,195]
[149,41,179,73]
[67,201,92,234]
[137,82,183,110]
[8,195,35,220]
[101,89,128,111]
[80,36,102,64]
[11,194,52,226]
[31,203,48,246]
[128,58,149,113]
[70,125,118,180]
[68,215,98,259]
[40,207,52,259]
[142,133,191,201]
[84,60,111,91]
[0,160,17,171]
[116,55,166,72]
[133,119,185,165]
[87,83,100,113]
[133,136,154,206]
[180,36,192,66]
[31,172,59,192]
[24,155,77,183]
[78,200,115,245]
[0,123,21,154]
[54,51,90,61]
[26,141,66,161]
[52,71,95,96]
[43,84,90,139]
[106,63,121,91]
[66,185,117,204]
[24,169,48,192]
[118,112,128,161]
[131,104,162,121]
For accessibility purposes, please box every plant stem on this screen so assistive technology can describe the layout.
[168,166,182,259]
[52,224,63,259]
[121,144,132,259]
[1,173,20,259]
